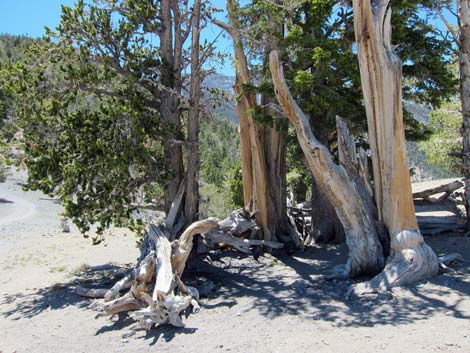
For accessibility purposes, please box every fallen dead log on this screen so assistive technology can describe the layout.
[413,180,463,201]
[420,224,466,236]
[417,215,465,225]
[76,209,282,329]
[202,232,283,254]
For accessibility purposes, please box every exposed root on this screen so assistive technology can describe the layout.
[92,292,144,317]
[75,286,109,299]
[77,209,281,330]
[349,230,439,297]
[438,253,466,272]
[104,271,134,302]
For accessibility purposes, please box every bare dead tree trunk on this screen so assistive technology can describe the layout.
[458,0,470,228]
[185,0,202,225]
[351,0,439,293]
[270,51,384,277]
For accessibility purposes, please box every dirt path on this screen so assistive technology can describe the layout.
[0,171,469,353]
[0,192,36,226]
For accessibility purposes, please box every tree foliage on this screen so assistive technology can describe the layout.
[419,98,462,174]
[0,0,199,233]
[199,114,242,216]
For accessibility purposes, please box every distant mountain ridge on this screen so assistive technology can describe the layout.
[203,74,237,124]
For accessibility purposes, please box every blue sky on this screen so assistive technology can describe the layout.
[0,0,235,75]
[0,0,76,37]
[0,1,457,75]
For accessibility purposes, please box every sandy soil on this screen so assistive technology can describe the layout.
[1,170,469,353]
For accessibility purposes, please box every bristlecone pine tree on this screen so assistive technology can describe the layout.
[270,50,385,278]
[349,0,439,293]
[214,0,303,249]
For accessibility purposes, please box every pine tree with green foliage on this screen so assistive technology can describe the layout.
[0,0,215,233]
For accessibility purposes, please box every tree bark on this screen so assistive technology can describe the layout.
[216,0,302,249]
[351,0,438,293]
[184,0,202,225]
[458,0,470,227]
[270,50,384,277]
[160,0,185,215]
[308,178,345,244]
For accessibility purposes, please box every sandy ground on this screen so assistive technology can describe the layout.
[1,170,470,353]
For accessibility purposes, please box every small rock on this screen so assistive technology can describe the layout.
[292,279,311,294]
[197,280,216,298]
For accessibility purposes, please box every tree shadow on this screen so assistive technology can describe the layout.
[144,326,198,346]
[0,264,131,320]
[0,197,14,203]
[0,262,201,343]
[1,239,469,342]
[188,244,470,329]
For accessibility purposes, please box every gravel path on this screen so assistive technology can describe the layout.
[0,169,63,255]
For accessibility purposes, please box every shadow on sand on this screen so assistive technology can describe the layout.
[1,243,469,342]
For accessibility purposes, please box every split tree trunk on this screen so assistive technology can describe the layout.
[270,51,384,277]
[185,0,202,225]
[214,0,302,249]
[351,0,439,293]
[458,0,470,228]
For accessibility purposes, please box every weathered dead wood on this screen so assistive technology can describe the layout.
[172,219,220,277]
[349,0,439,295]
[152,224,174,300]
[166,179,186,232]
[202,232,283,254]
[417,215,465,225]
[104,271,134,302]
[337,116,388,250]
[270,50,384,277]
[413,181,463,200]
[78,209,274,329]
[75,286,109,299]
[439,253,466,266]
[92,292,143,317]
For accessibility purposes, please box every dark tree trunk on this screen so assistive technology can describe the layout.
[160,0,184,214]
[309,178,345,244]
[185,0,202,225]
